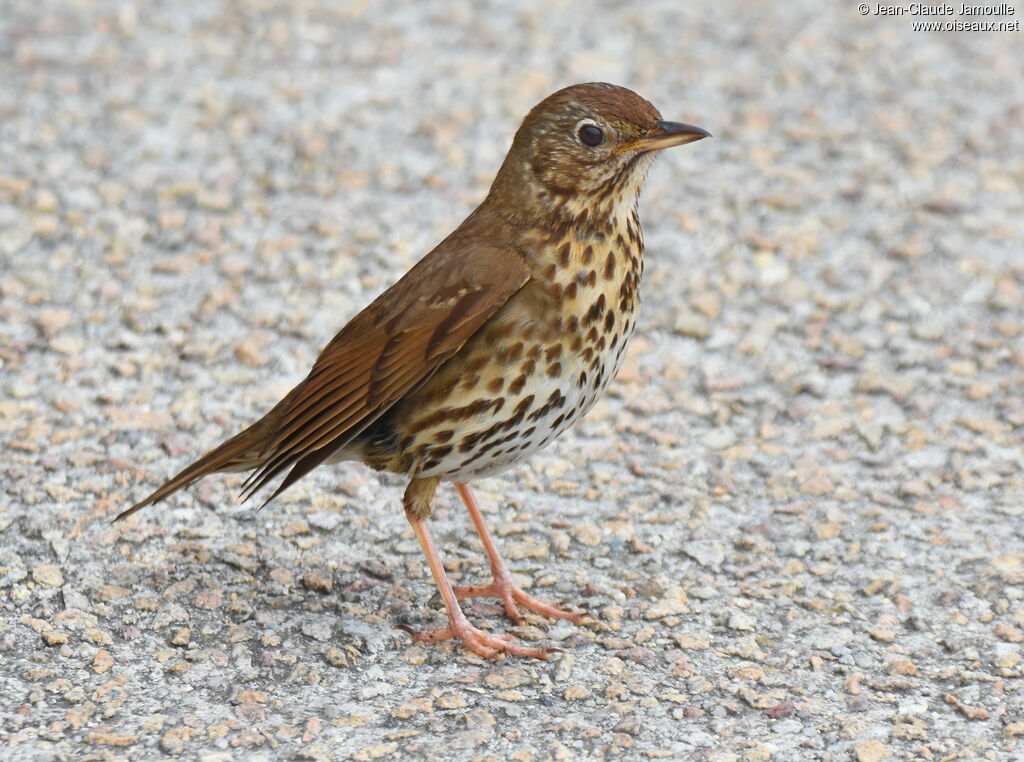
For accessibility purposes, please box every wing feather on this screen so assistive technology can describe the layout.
[241,244,530,503]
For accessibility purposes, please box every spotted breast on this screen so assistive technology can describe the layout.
[357,197,645,481]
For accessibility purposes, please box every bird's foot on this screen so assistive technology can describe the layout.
[397,614,555,660]
[455,570,587,626]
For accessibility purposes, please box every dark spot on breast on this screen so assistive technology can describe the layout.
[558,241,571,267]
[408,398,502,434]
[627,214,642,245]
[564,281,578,301]
[604,251,616,279]
[477,429,524,456]
[582,347,594,362]
[527,390,566,422]
[499,341,524,365]
[436,429,454,443]
[578,370,588,387]
[567,315,579,332]
[582,245,594,264]
[509,373,528,395]
[547,362,562,377]
[543,264,557,281]
[604,310,616,331]
[586,326,598,342]
[487,377,504,393]
[473,390,541,448]
[545,343,563,361]
[521,359,536,376]
[528,344,542,360]
[584,294,606,325]
[570,336,582,352]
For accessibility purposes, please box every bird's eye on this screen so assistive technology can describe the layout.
[577,123,605,147]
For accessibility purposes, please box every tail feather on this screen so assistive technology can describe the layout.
[114,425,267,522]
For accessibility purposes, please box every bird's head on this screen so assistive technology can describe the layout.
[488,82,709,226]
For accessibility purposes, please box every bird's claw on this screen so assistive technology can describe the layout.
[454,576,588,625]
[396,619,553,660]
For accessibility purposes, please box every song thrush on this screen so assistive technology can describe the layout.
[119,83,709,659]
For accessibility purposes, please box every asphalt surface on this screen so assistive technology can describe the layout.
[1,1,1023,760]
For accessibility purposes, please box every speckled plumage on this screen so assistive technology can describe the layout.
[120,83,709,658]
[359,198,645,484]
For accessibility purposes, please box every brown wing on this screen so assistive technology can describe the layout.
[238,243,530,504]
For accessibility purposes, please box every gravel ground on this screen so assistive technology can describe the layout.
[2,1,1023,760]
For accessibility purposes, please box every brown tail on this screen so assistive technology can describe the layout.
[114,423,268,522]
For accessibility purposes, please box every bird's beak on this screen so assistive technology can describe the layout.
[616,120,712,154]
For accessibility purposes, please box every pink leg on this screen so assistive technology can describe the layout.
[398,509,553,660]
[453,482,587,625]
